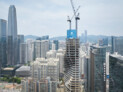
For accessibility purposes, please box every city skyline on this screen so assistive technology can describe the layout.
[0,0,123,37]
[0,1,123,92]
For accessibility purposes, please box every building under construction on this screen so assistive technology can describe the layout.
[64,30,81,92]
[64,0,82,91]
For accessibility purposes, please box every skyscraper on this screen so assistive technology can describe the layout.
[0,19,7,69]
[20,43,27,64]
[111,36,123,55]
[8,5,17,40]
[17,35,24,64]
[64,29,81,92]
[53,40,59,50]
[90,46,106,92]
[99,38,108,46]
[7,5,18,65]
[81,30,87,43]
[33,40,49,60]
[85,30,87,43]
[26,39,34,62]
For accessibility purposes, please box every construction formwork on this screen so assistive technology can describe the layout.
[64,39,81,92]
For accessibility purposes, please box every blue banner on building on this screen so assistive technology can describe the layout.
[67,29,77,39]
[107,75,109,79]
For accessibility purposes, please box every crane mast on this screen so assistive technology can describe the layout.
[67,0,80,38]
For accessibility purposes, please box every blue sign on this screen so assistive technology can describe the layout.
[107,75,109,79]
[67,29,77,39]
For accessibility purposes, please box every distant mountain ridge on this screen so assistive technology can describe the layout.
[24,35,39,41]
[24,35,112,43]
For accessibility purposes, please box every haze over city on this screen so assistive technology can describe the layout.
[0,0,123,37]
[0,0,123,92]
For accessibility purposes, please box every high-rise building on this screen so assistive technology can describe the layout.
[53,40,59,50]
[0,19,7,69]
[51,43,56,50]
[30,58,59,81]
[111,36,123,55]
[7,5,18,65]
[36,35,49,40]
[41,40,49,58]
[64,29,81,92]
[99,38,108,46]
[17,35,24,64]
[47,58,59,81]
[21,77,57,92]
[56,53,64,74]
[106,53,123,92]
[90,45,106,92]
[85,30,87,43]
[20,43,27,64]
[34,40,41,58]
[26,39,34,62]
[33,40,49,59]
[81,30,87,43]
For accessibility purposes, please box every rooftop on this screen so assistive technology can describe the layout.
[16,66,30,71]
[3,67,14,71]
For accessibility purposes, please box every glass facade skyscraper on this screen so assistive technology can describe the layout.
[90,46,106,92]
[111,36,123,55]
[109,54,123,92]
[0,19,7,69]
[7,5,18,65]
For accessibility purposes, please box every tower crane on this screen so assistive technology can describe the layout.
[67,0,80,37]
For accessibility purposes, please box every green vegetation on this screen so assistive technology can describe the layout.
[59,78,64,84]
[24,61,31,66]
[0,76,21,84]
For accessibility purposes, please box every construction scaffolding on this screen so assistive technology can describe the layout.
[64,38,81,92]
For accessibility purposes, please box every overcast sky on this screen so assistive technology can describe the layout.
[0,0,123,37]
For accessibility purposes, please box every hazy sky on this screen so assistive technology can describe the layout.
[0,0,123,37]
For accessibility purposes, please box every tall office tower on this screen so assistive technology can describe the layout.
[81,30,87,43]
[53,40,59,50]
[7,5,18,65]
[41,35,49,40]
[34,40,41,58]
[26,39,34,62]
[99,38,108,46]
[79,45,90,92]
[102,38,108,46]
[41,40,49,58]
[20,43,27,64]
[106,53,123,92]
[0,19,7,69]
[17,35,24,64]
[90,45,107,92]
[34,40,49,59]
[84,30,87,43]
[81,33,84,43]
[64,29,81,92]
[111,36,115,54]
[36,35,49,40]
[111,36,123,55]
